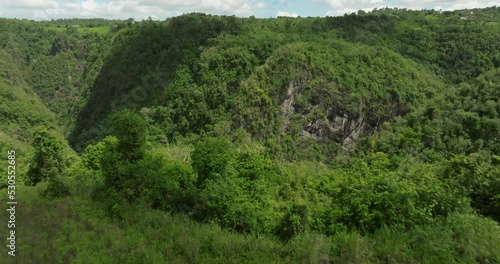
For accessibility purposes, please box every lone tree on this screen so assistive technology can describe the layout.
[191,137,232,186]
[101,110,148,196]
[26,127,69,197]
[112,109,148,162]
[26,128,65,186]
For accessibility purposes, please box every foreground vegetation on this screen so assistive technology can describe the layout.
[0,6,499,263]
[1,174,499,263]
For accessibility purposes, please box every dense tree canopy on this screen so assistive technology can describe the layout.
[0,7,499,262]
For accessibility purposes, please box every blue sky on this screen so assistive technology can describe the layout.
[0,0,498,20]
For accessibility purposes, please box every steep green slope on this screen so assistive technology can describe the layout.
[0,79,58,188]
[227,40,444,160]
[69,13,451,160]
[3,9,499,154]
[0,18,116,135]
[69,14,244,150]
[0,24,73,188]
[328,7,500,83]
[24,32,108,133]
[362,67,500,157]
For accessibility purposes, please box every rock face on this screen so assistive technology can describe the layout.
[50,36,71,55]
[280,78,301,123]
[281,79,374,151]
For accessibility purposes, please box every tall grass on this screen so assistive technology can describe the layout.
[1,183,499,263]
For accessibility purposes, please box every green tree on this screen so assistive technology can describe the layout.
[277,203,309,242]
[112,110,148,162]
[191,137,233,186]
[100,109,149,198]
[25,128,69,197]
[100,136,120,190]
[81,137,112,171]
[441,153,500,222]
[140,154,196,211]
[26,128,65,186]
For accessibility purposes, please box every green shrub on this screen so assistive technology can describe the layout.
[277,203,310,242]
[25,128,65,186]
[140,154,196,211]
[234,143,275,180]
[43,173,70,198]
[324,157,469,234]
[24,128,69,197]
[191,137,233,186]
[441,153,500,221]
[99,135,121,190]
[111,110,148,162]
[81,137,114,171]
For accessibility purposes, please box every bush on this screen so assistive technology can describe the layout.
[100,110,196,213]
[99,136,121,190]
[324,156,469,234]
[276,203,310,242]
[111,110,148,162]
[25,127,70,197]
[234,143,275,180]
[43,173,70,198]
[441,153,500,222]
[26,128,65,186]
[81,137,114,171]
[140,154,196,211]
[191,137,233,186]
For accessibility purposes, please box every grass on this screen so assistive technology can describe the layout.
[152,144,193,163]
[0,181,499,263]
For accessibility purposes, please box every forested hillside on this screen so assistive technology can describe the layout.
[0,7,499,263]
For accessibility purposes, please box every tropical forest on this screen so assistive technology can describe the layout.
[0,6,499,263]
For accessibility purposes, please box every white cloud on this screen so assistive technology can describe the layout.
[322,0,500,17]
[322,0,385,9]
[2,0,58,9]
[273,0,288,6]
[443,0,500,10]
[277,11,300,17]
[0,0,498,20]
[322,0,389,16]
[325,8,355,15]
[325,6,382,16]
[0,0,263,20]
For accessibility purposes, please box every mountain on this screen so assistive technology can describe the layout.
[0,8,499,262]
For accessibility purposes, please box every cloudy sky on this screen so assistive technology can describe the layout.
[0,0,498,20]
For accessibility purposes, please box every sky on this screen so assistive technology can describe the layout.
[0,0,498,20]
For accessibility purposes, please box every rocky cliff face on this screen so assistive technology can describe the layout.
[281,79,377,151]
